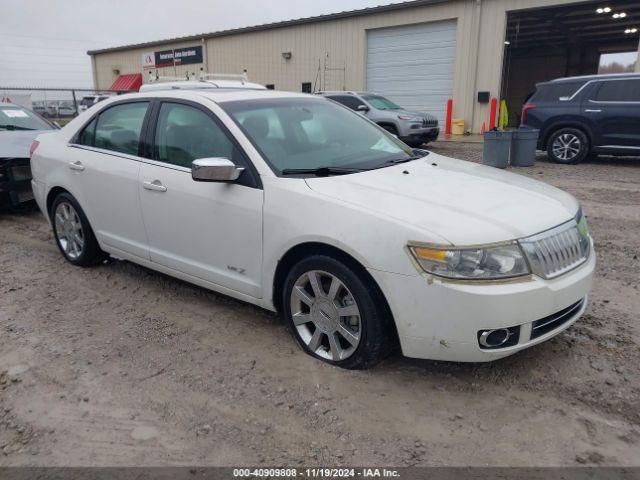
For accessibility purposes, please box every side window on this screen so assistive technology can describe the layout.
[593,79,640,102]
[94,102,149,156]
[154,102,243,169]
[530,82,584,102]
[327,95,363,111]
[76,117,97,146]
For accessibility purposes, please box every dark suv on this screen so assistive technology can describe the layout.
[521,73,640,164]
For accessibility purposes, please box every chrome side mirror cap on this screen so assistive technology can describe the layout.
[357,104,370,112]
[191,158,245,182]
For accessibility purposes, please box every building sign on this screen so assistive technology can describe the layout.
[142,52,155,68]
[142,46,203,69]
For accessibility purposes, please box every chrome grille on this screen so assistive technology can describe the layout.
[422,117,438,128]
[519,219,590,279]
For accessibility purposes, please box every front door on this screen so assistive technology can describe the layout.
[66,100,151,260]
[139,101,263,298]
[585,78,640,150]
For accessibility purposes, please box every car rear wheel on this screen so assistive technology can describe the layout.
[51,193,104,267]
[282,255,392,369]
[547,128,589,164]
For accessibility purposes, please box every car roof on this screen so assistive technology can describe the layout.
[139,79,267,93]
[318,91,376,96]
[110,88,316,105]
[547,72,640,84]
[0,102,24,108]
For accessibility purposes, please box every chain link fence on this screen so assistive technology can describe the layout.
[0,87,127,125]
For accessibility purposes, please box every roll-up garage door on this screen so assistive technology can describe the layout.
[367,20,456,123]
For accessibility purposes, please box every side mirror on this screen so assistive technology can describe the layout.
[191,158,245,182]
[357,105,370,112]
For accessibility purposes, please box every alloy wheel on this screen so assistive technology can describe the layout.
[552,133,581,162]
[290,270,362,361]
[54,201,85,260]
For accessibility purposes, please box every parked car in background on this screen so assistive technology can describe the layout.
[0,103,57,208]
[30,89,593,368]
[79,94,112,112]
[317,91,439,147]
[58,102,77,117]
[521,72,640,164]
[32,102,46,116]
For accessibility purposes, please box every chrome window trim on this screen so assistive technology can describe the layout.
[67,144,191,174]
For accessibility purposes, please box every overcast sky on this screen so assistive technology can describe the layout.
[0,0,412,89]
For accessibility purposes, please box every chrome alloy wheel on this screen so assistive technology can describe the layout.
[290,270,362,361]
[552,133,581,162]
[54,201,85,260]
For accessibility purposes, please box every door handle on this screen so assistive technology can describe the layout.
[143,180,168,192]
[585,109,602,113]
[68,161,85,171]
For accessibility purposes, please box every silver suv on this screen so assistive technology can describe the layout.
[317,91,439,147]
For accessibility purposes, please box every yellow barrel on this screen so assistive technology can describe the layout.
[451,119,465,135]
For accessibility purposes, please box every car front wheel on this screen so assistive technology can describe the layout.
[547,128,589,164]
[282,255,392,369]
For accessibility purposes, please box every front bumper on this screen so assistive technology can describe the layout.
[369,246,595,362]
[0,158,33,208]
[400,127,439,144]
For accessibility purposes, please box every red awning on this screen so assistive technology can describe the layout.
[109,73,142,92]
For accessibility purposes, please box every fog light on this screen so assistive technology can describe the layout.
[477,326,520,349]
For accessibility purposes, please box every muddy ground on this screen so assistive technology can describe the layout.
[0,142,639,466]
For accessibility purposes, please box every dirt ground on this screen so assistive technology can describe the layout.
[1,143,639,467]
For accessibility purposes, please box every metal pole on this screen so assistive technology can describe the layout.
[636,36,640,72]
[71,89,78,116]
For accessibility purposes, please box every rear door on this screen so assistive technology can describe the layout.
[138,100,263,298]
[584,78,640,150]
[67,100,151,259]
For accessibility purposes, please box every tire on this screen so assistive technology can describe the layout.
[405,140,425,148]
[50,192,104,267]
[546,128,590,164]
[282,254,393,369]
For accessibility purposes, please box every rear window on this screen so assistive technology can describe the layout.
[593,79,640,102]
[530,82,584,102]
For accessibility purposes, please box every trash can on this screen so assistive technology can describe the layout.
[483,130,512,169]
[451,119,465,135]
[511,128,539,167]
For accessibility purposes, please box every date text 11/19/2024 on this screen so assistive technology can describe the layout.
[232,468,400,478]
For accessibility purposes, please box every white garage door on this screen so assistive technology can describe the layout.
[366,20,456,123]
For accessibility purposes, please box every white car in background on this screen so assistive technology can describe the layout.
[29,89,595,369]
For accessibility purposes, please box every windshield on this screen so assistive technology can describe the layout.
[0,106,54,131]
[361,94,402,110]
[222,98,413,175]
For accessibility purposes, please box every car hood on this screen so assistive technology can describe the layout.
[0,130,51,158]
[304,152,579,245]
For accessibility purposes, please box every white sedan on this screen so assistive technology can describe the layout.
[30,89,595,369]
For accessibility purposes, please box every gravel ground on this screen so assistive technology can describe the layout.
[0,143,639,466]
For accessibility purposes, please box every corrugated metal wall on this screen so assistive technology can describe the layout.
[91,0,586,132]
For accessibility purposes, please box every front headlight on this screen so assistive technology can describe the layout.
[398,114,421,121]
[408,242,530,280]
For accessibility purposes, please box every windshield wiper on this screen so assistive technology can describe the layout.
[281,166,365,177]
[0,125,36,131]
[376,155,425,168]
